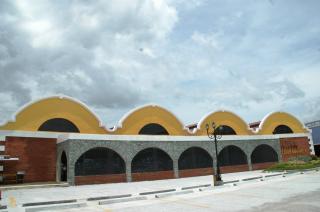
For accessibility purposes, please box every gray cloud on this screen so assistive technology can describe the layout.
[0,0,319,126]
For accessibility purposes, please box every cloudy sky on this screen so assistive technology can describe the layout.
[0,0,320,128]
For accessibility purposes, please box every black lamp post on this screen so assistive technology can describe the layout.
[206,122,223,185]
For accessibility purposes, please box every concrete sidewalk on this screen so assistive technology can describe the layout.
[0,170,279,206]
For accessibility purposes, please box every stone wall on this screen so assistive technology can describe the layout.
[58,138,282,185]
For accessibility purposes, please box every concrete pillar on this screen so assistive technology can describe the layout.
[247,155,253,171]
[126,160,132,182]
[56,152,61,183]
[67,161,75,185]
[173,159,179,178]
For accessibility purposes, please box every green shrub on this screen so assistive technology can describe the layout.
[265,158,320,171]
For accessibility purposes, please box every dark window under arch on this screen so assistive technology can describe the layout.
[132,148,173,173]
[251,144,278,163]
[218,145,247,166]
[273,125,293,134]
[219,125,237,135]
[38,118,80,133]
[60,151,67,181]
[75,148,125,176]
[178,147,213,170]
[139,123,169,135]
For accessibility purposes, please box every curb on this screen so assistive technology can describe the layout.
[24,202,86,212]
[155,190,193,198]
[181,184,211,190]
[139,189,176,195]
[23,199,77,207]
[265,173,283,178]
[223,180,240,184]
[242,176,263,181]
[99,196,147,205]
[87,194,132,201]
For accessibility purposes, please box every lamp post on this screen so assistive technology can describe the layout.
[206,122,223,185]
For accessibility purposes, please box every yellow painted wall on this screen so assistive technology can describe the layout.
[196,111,253,135]
[0,96,107,134]
[258,112,308,135]
[113,105,189,135]
[0,96,308,136]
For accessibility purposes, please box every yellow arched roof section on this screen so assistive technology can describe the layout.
[113,104,188,135]
[195,110,252,135]
[257,112,308,135]
[0,95,108,134]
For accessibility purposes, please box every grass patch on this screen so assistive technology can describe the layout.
[265,158,320,171]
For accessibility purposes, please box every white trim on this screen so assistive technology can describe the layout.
[58,132,310,143]
[0,130,310,143]
[0,158,19,161]
[0,130,61,140]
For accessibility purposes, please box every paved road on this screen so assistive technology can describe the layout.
[60,171,320,212]
[244,188,320,212]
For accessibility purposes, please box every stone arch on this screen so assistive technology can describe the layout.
[178,147,213,178]
[75,147,125,176]
[258,112,308,134]
[114,104,188,135]
[39,118,80,133]
[139,123,169,135]
[196,110,252,135]
[218,145,248,166]
[218,145,249,173]
[251,144,278,164]
[0,95,107,134]
[131,147,174,181]
[178,147,213,170]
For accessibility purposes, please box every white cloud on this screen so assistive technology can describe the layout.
[191,31,220,49]
[0,0,320,127]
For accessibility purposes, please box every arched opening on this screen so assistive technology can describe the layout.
[38,118,80,133]
[132,148,173,172]
[131,148,173,181]
[251,144,278,164]
[219,125,237,135]
[138,123,169,135]
[60,151,67,182]
[273,125,293,134]
[179,147,212,170]
[218,145,248,173]
[178,147,213,178]
[75,148,125,176]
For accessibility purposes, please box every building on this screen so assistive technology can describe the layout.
[305,120,320,156]
[0,95,313,185]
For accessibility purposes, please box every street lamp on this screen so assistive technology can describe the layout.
[206,122,223,186]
